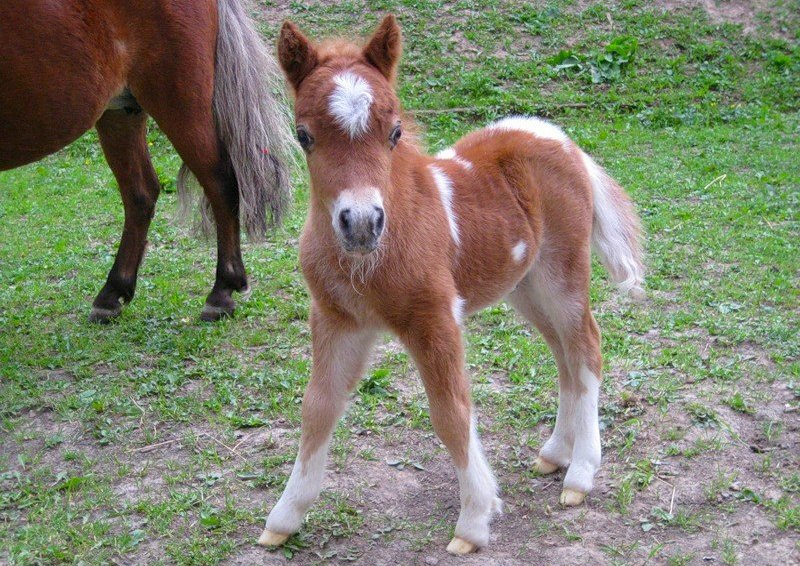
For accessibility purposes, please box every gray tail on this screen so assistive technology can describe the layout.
[177,0,299,239]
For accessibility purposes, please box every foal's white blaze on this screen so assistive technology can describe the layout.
[490,116,569,147]
[562,366,602,495]
[436,147,474,171]
[511,240,527,263]
[429,165,460,246]
[453,418,502,548]
[265,442,328,535]
[328,71,374,139]
[451,295,467,326]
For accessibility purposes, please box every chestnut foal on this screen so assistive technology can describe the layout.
[261,16,644,554]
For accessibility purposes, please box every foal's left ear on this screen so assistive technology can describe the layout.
[363,14,402,81]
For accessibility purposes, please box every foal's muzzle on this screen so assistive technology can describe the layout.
[338,205,385,254]
[331,188,385,255]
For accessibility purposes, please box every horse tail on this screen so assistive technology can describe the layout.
[581,151,646,300]
[177,0,298,238]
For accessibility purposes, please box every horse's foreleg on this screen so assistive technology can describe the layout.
[400,300,501,555]
[90,110,160,323]
[260,307,377,546]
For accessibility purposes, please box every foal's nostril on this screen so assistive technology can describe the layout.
[339,208,351,232]
[373,206,385,236]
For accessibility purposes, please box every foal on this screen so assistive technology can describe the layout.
[261,16,644,554]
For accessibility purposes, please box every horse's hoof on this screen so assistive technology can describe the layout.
[257,529,289,547]
[200,303,233,322]
[559,489,586,507]
[89,305,121,324]
[447,537,478,555]
[533,457,559,475]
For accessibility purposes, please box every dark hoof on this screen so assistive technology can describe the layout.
[200,303,234,322]
[89,305,121,324]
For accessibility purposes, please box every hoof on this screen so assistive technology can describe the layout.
[559,488,586,507]
[257,529,289,547]
[447,537,478,556]
[89,305,121,324]
[533,457,559,475]
[200,303,233,322]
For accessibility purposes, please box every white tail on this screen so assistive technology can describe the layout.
[581,151,645,299]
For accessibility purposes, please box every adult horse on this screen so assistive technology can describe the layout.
[0,0,296,322]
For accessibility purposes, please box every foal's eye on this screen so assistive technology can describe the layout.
[389,123,402,149]
[296,127,313,151]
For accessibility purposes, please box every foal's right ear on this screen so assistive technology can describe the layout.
[278,21,318,91]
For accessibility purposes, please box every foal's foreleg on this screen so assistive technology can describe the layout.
[260,308,376,546]
[401,309,501,555]
[91,110,160,322]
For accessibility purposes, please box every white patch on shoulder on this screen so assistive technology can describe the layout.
[511,240,527,263]
[436,147,474,171]
[451,295,467,325]
[429,165,460,246]
[489,116,569,146]
[328,71,374,139]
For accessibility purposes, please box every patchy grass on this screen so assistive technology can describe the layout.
[1,0,798,564]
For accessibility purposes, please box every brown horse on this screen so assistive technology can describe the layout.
[0,0,297,322]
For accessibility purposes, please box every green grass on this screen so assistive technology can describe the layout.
[1,1,799,564]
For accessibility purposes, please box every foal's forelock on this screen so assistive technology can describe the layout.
[328,71,374,139]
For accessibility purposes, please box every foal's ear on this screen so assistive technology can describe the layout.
[363,14,402,81]
[278,21,318,90]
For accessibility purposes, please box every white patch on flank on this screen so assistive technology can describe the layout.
[265,443,328,535]
[451,295,467,325]
[454,418,502,548]
[429,165,460,246]
[328,71,374,139]
[489,115,570,147]
[562,366,602,495]
[436,147,474,171]
[511,240,527,263]
[581,151,645,297]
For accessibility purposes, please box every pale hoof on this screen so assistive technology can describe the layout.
[559,488,586,506]
[446,537,478,556]
[533,457,559,475]
[257,529,289,547]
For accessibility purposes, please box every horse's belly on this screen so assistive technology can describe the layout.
[0,1,124,169]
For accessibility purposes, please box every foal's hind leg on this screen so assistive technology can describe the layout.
[508,265,603,506]
[91,110,160,322]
